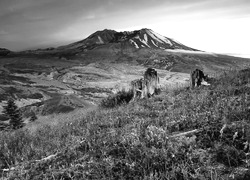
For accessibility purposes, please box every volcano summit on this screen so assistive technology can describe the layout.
[59,28,197,51]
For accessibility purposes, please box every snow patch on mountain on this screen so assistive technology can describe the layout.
[139,38,150,48]
[134,35,140,40]
[146,29,172,46]
[129,39,139,49]
[144,34,148,44]
[97,36,104,44]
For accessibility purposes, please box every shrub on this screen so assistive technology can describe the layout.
[215,144,245,167]
[29,112,37,122]
[100,89,133,108]
[2,99,24,130]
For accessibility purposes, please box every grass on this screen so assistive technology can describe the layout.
[0,68,250,179]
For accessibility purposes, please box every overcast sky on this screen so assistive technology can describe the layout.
[0,0,250,57]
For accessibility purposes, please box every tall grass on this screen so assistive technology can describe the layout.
[1,68,250,179]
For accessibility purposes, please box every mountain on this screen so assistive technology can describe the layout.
[15,28,249,74]
[58,28,197,51]
[49,28,249,73]
[0,48,11,56]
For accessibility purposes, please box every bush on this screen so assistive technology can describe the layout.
[29,112,37,122]
[215,144,245,167]
[100,90,133,108]
[2,99,24,130]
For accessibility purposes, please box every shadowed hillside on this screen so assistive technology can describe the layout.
[1,67,250,179]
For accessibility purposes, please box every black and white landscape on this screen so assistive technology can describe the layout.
[1,0,250,179]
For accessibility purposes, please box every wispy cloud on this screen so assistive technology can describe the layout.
[84,14,96,20]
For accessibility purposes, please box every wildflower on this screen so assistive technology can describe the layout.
[233,132,238,141]
[145,125,167,146]
[220,124,227,138]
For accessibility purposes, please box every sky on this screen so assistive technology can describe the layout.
[0,0,250,58]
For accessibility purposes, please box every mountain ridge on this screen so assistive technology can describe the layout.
[58,28,198,51]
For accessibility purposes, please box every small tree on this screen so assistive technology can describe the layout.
[29,112,37,122]
[3,99,24,130]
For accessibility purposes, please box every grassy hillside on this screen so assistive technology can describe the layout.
[1,68,250,179]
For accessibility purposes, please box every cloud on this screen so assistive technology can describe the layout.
[0,0,250,53]
[84,14,96,20]
[0,30,8,35]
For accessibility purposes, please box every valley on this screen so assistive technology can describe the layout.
[0,28,249,124]
[0,56,190,119]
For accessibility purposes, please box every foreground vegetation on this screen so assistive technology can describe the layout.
[1,68,250,179]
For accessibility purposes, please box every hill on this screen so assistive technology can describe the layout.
[0,48,11,56]
[1,67,250,179]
